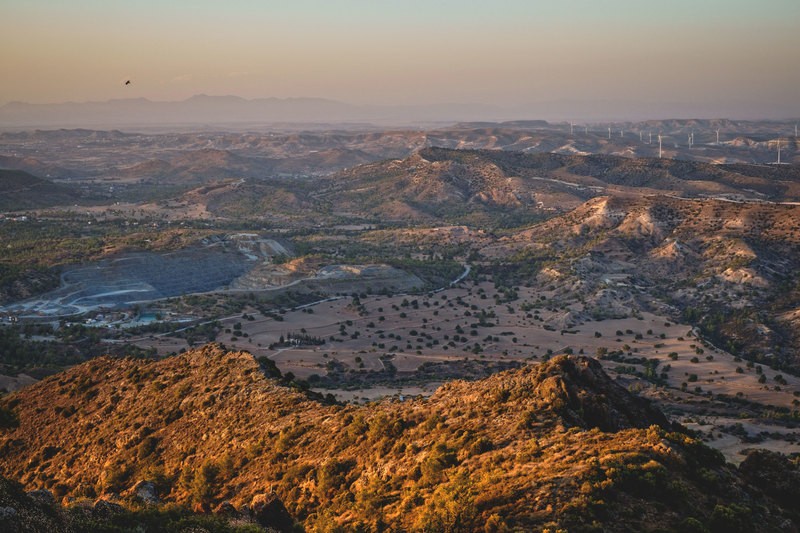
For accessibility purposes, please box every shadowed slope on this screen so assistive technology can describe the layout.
[0,169,82,210]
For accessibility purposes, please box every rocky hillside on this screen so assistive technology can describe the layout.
[316,148,595,223]
[489,194,800,371]
[176,178,319,221]
[310,147,800,223]
[2,345,799,531]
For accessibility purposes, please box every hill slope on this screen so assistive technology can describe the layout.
[0,169,81,210]
[311,147,800,224]
[484,193,800,370]
[2,345,799,531]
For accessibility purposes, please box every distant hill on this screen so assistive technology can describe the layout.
[115,147,379,185]
[0,95,359,128]
[2,94,798,128]
[0,154,85,180]
[309,148,800,224]
[415,148,800,200]
[173,178,316,220]
[0,169,81,210]
[136,147,800,225]
[2,345,798,531]
[1,125,795,189]
[0,95,507,128]
[493,193,800,371]
[115,149,279,184]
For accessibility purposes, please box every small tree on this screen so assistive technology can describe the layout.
[191,459,220,505]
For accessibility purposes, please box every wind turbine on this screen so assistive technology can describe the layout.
[639,131,643,142]
[570,122,574,135]
[608,127,611,139]
[658,134,664,159]
[715,129,720,145]
[775,138,784,164]
[649,132,652,144]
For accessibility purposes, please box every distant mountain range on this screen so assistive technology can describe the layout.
[0,95,509,128]
[2,95,798,129]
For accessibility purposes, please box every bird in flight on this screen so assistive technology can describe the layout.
[124,80,131,85]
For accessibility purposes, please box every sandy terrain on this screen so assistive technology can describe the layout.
[128,281,799,414]
[106,275,800,462]
[685,417,800,464]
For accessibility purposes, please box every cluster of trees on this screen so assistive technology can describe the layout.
[269,332,326,349]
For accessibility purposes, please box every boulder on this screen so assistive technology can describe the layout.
[213,500,238,516]
[26,489,55,507]
[132,480,159,505]
[250,492,295,532]
[92,498,125,519]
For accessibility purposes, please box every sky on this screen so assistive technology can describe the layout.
[2,0,799,118]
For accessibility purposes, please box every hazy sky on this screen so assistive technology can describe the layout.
[2,0,799,117]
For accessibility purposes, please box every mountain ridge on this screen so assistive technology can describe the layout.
[2,345,799,531]
[309,148,800,225]
[3,96,798,127]
[0,95,505,128]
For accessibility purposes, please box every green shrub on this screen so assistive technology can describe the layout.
[0,405,19,429]
[191,459,220,505]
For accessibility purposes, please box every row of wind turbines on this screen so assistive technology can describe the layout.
[566,122,797,163]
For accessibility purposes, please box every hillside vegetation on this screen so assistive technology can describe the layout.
[2,345,799,532]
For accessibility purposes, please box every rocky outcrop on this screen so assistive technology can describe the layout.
[131,480,159,505]
[532,355,670,431]
[739,450,800,508]
[249,492,295,532]
[0,479,67,532]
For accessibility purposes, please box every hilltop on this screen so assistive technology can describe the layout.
[2,345,799,531]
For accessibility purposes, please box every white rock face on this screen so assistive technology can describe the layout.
[132,480,159,505]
